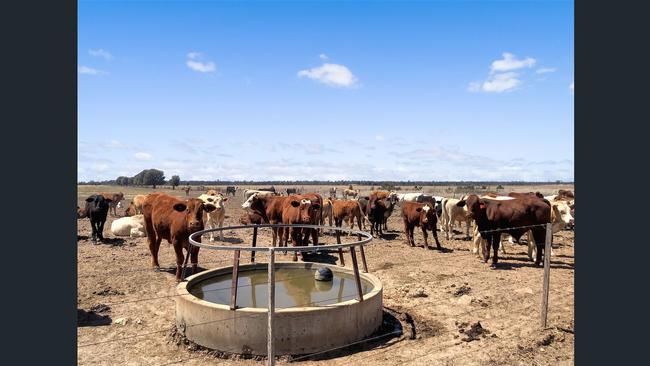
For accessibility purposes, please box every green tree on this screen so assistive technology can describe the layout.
[170,175,180,190]
[143,169,165,188]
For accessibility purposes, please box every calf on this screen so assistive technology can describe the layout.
[440,198,472,240]
[226,186,237,196]
[457,194,551,268]
[343,188,359,199]
[331,199,364,233]
[110,214,146,238]
[280,195,321,261]
[401,201,442,250]
[366,194,387,237]
[98,192,124,216]
[198,193,228,241]
[329,187,337,198]
[239,211,263,225]
[142,193,216,281]
[83,195,113,243]
[125,194,147,216]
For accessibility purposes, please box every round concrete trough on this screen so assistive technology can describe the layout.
[175,261,383,356]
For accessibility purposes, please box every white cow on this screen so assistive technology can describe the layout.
[440,197,472,240]
[396,192,425,202]
[198,193,228,241]
[526,199,574,260]
[110,215,146,238]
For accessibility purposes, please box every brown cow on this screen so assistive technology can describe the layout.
[98,192,124,216]
[331,199,364,234]
[125,194,147,216]
[300,192,323,244]
[142,193,216,281]
[401,201,442,250]
[457,194,551,268]
[183,186,191,196]
[247,194,289,246]
[366,194,387,237]
[280,195,321,261]
[239,211,263,225]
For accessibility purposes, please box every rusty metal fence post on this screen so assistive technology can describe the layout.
[541,223,553,328]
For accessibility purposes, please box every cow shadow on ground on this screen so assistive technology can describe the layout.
[378,233,400,240]
[214,237,244,244]
[157,266,209,276]
[288,310,404,362]
[77,235,89,241]
[100,238,126,246]
[301,251,340,265]
[77,309,112,327]
[499,256,574,270]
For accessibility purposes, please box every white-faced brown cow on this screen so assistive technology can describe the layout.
[198,193,228,241]
[401,201,442,250]
[280,195,321,261]
[457,194,551,268]
[142,193,216,281]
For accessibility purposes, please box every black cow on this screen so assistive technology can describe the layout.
[259,186,276,194]
[286,188,298,195]
[83,195,112,243]
[381,194,399,231]
[226,186,237,196]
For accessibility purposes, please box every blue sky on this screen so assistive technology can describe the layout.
[78,0,574,182]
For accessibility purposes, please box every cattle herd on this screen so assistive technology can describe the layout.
[77,186,575,280]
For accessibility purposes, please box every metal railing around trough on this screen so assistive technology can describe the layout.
[187,223,375,366]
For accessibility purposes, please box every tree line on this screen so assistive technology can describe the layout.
[78,171,571,187]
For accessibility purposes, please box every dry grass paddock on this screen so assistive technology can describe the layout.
[77,184,574,365]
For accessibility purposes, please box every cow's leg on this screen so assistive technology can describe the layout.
[431,227,442,249]
[218,218,224,241]
[272,227,278,247]
[90,220,97,242]
[482,234,491,263]
[290,229,299,262]
[171,239,185,281]
[190,243,200,275]
[422,227,430,250]
[97,220,106,241]
[465,219,471,240]
[490,235,500,269]
[531,229,546,267]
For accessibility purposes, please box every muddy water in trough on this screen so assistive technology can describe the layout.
[189,267,373,308]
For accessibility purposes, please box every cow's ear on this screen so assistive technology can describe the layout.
[203,204,217,213]
[456,200,466,207]
[85,196,95,202]
[222,197,228,202]
[290,200,300,207]
[416,207,422,212]
[173,203,187,212]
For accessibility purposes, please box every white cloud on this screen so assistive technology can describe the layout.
[375,135,385,141]
[319,53,329,60]
[467,81,482,92]
[569,81,574,94]
[186,52,216,73]
[490,52,536,73]
[134,152,153,161]
[536,67,557,74]
[78,66,107,75]
[298,63,358,87]
[481,72,521,93]
[89,48,114,61]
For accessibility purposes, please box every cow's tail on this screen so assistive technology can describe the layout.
[440,198,449,230]
[356,200,369,228]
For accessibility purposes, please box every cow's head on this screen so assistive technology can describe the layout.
[77,206,87,219]
[172,198,216,231]
[85,195,112,212]
[456,194,484,219]
[417,203,437,229]
[125,202,137,216]
[552,201,574,227]
[289,198,317,223]
[199,194,227,210]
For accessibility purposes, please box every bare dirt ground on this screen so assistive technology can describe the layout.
[77,184,574,365]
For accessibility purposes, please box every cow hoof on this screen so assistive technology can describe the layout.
[490,263,498,269]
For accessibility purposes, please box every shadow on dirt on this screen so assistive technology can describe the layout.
[98,238,126,246]
[77,308,112,327]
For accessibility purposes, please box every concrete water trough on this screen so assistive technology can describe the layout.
[175,261,383,356]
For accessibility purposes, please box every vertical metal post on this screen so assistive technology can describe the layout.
[230,250,241,310]
[267,248,276,366]
[336,229,345,266]
[350,246,364,302]
[251,226,258,263]
[541,223,553,328]
[358,234,368,273]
